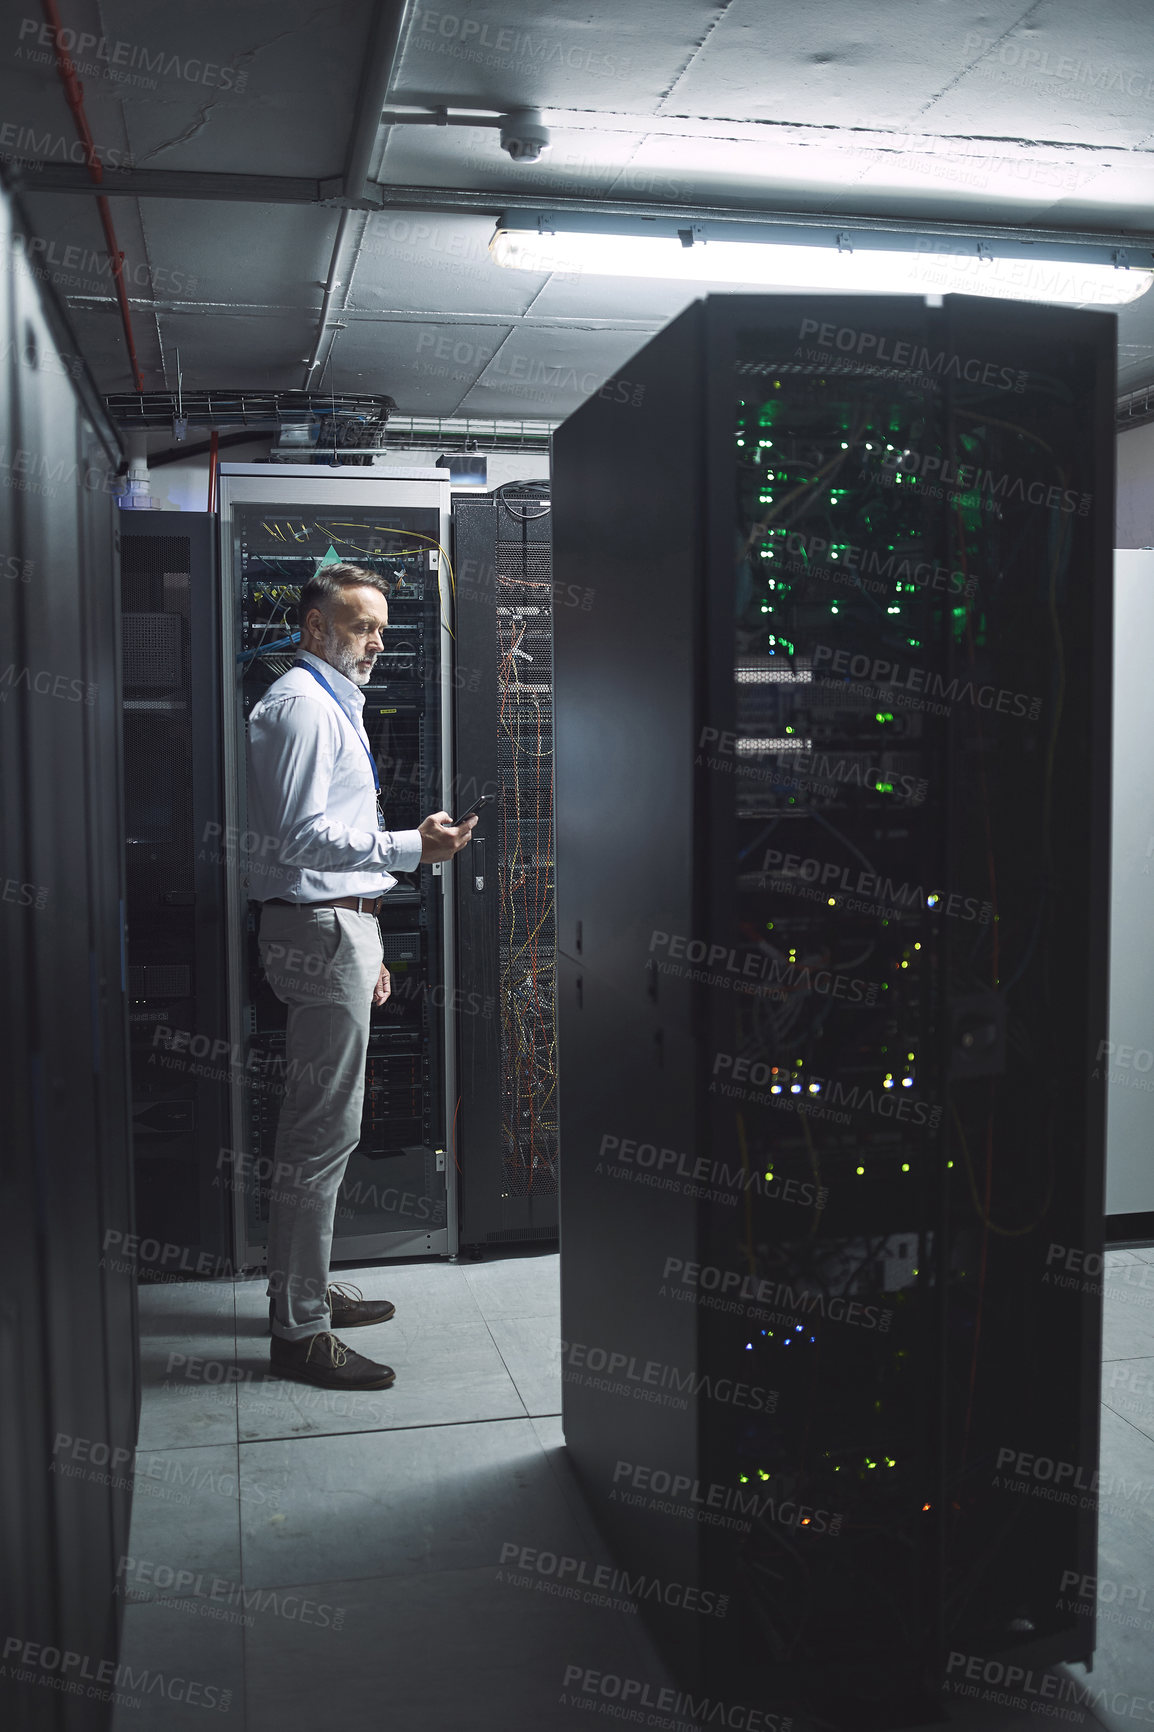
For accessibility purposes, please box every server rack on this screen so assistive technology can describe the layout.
[119,512,231,1274]
[220,467,456,1268]
[453,489,559,1251]
[0,179,137,1731]
[552,294,1112,1725]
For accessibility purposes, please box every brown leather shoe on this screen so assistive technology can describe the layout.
[269,1330,395,1390]
[267,1281,396,1334]
[326,1280,396,1328]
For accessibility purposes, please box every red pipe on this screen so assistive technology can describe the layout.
[40,0,146,392]
[207,430,220,514]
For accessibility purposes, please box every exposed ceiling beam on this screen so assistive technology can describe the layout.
[14,165,360,204]
[15,165,1154,251]
[341,0,414,205]
[301,1,416,386]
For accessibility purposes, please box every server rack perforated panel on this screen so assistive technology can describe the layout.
[453,492,558,1249]
[119,513,231,1273]
[221,472,454,1265]
[552,295,1111,1726]
[0,182,137,1731]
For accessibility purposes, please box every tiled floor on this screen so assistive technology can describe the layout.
[111,1247,1154,1732]
[113,1250,674,1732]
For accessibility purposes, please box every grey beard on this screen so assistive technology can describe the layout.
[319,630,370,685]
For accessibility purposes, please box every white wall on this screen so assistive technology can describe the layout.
[1116,422,1154,549]
[1107,550,1154,1217]
[140,436,548,511]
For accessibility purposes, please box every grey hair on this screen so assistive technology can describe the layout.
[297,562,391,631]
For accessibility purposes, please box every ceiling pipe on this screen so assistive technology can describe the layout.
[377,109,503,127]
[40,0,145,391]
[207,431,220,514]
[301,207,355,390]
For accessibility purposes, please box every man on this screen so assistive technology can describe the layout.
[246,561,475,1391]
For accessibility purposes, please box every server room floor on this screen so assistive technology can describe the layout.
[111,1246,1154,1732]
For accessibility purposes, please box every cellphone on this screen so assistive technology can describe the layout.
[451,792,496,825]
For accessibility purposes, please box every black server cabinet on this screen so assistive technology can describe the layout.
[552,294,1112,1725]
[453,491,558,1251]
[119,511,231,1275]
[1,180,137,1732]
[226,488,451,1262]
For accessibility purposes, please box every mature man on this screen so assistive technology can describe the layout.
[247,561,474,1391]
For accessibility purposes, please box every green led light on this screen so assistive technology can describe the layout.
[856,1165,865,1175]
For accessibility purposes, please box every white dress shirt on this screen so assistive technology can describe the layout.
[245,648,423,902]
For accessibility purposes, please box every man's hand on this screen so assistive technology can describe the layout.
[372,964,391,1006]
[418,810,477,863]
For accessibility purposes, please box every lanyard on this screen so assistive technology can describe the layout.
[295,659,381,796]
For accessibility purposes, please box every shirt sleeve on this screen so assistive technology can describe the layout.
[248,692,423,875]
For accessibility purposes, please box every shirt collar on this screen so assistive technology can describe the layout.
[297,647,366,712]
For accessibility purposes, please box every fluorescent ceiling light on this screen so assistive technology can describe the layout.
[490,214,1154,306]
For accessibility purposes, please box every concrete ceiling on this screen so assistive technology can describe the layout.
[4,0,1154,420]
